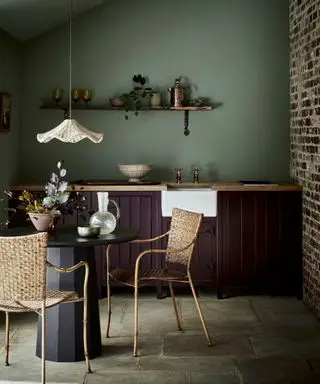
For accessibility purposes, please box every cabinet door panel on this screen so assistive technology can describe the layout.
[217,191,302,296]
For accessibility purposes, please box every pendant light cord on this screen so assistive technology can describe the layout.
[68,0,72,120]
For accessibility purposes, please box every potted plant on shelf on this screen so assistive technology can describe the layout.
[111,74,153,120]
[16,161,70,231]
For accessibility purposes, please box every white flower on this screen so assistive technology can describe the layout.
[45,182,57,196]
[58,181,68,192]
[57,193,69,204]
[4,190,12,198]
[57,161,62,169]
[50,173,59,184]
[42,196,55,208]
[60,168,67,177]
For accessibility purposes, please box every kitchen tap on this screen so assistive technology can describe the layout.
[175,168,182,184]
[192,167,200,184]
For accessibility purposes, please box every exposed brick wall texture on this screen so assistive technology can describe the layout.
[290,0,320,316]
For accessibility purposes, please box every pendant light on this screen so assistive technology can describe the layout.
[37,0,103,144]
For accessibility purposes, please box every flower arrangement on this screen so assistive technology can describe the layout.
[18,161,70,213]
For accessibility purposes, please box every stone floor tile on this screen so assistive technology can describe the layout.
[250,333,320,358]
[236,356,317,384]
[90,354,139,373]
[181,319,264,337]
[190,372,241,384]
[139,356,237,374]
[124,298,182,314]
[85,371,188,384]
[181,298,259,325]
[118,297,182,336]
[250,297,311,313]
[10,325,37,345]
[163,334,253,358]
[101,335,162,357]
[256,311,320,328]
[0,357,86,383]
[250,298,320,329]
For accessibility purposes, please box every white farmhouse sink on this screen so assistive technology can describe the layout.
[161,189,217,217]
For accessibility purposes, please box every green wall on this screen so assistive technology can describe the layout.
[0,29,21,223]
[20,0,290,183]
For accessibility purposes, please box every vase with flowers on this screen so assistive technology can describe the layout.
[18,161,70,231]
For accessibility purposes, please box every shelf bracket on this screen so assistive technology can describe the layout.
[184,111,190,136]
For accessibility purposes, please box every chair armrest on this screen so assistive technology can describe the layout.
[46,260,89,299]
[46,260,88,274]
[132,239,196,285]
[130,231,170,244]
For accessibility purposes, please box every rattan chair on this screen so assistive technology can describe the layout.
[0,232,91,384]
[105,208,213,356]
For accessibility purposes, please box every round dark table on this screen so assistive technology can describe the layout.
[0,226,139,362]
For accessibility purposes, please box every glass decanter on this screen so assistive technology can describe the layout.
[89,192,120,235]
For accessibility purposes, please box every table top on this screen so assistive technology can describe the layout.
[0,226,139,247]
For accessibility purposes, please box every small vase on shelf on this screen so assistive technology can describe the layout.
[89,192,120,235]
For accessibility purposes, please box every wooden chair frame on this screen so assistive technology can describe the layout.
[0,233,92,384]
[105,209,213,356]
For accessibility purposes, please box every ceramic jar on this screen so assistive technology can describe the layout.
[150,92,162,107]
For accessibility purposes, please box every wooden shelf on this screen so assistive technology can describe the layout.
[40,103,212,111]
[40,103,213,136]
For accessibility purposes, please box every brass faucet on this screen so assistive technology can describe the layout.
[175,168,182,184]
[192,167,200,184]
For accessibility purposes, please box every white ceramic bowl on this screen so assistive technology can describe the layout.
[118,164,152,183]
[77,225,100,238]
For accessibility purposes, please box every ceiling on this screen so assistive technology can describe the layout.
[0,0,107,41]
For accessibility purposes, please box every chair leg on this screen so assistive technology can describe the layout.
[168,282,183,331]
[106,244,112,338]
[133,282,139,357]
[41,303,46,384]
[83,295,92,373]
[5,312,10,366]
[106,275,112,338]
[188,276,213,346]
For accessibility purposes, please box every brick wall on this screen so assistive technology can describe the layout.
[290,0,320,316]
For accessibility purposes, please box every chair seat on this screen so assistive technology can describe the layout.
[109,267,188,286]
[0,290,81,312]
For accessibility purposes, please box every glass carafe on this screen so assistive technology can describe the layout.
[89,192,120,235]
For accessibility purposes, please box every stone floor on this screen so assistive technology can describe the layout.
[0,290,320,384]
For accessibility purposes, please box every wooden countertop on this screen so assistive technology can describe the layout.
[10,182,302,192]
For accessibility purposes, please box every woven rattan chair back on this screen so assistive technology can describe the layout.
[165,208,202,266]
[0,232,48,301]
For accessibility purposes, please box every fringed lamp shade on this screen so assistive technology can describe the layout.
[37,119,103,144]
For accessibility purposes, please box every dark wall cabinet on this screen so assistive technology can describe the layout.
[9,188,302,299]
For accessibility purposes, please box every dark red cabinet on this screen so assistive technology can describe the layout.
[216,191,302,298]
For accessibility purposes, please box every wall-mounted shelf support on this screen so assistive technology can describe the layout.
[40,104,213,136]
[184,110,190,136]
